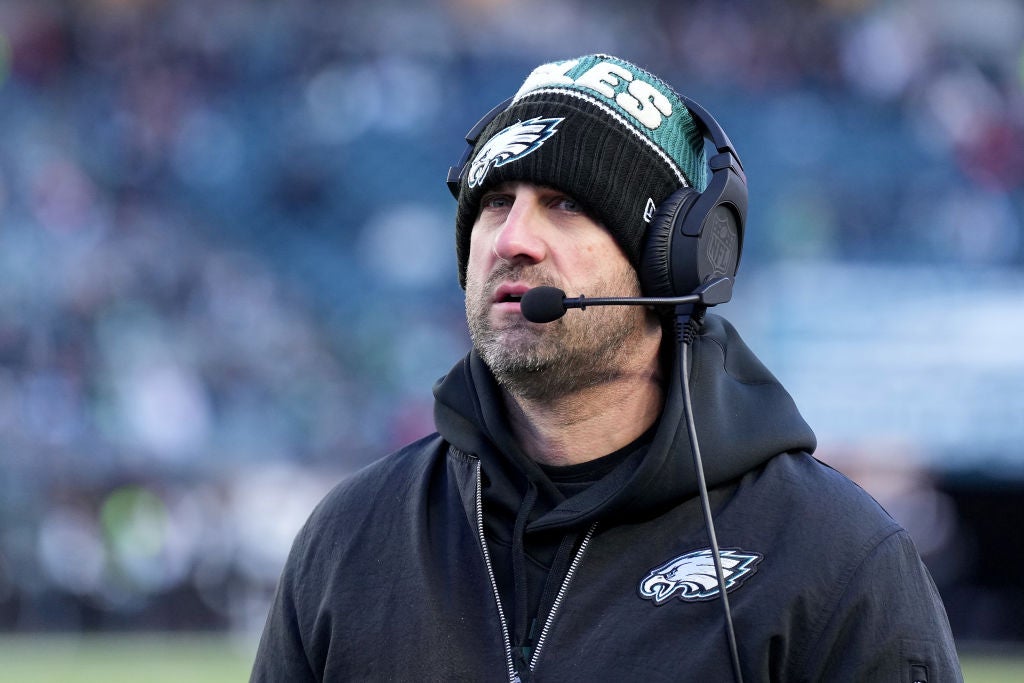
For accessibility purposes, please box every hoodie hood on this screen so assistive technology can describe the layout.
[433,313,816,531]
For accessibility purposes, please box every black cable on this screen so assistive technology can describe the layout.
[677,311,744,683]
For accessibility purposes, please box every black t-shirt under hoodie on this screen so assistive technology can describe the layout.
[489,426,656,664]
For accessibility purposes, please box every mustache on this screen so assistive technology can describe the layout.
[483,262,559,292]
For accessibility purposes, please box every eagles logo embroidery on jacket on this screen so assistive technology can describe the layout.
[467,116,563,189]
[639,548,763,604]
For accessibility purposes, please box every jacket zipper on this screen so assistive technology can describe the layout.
[529,521,598,670]
[474,460,518,683]
[473,460,599,681]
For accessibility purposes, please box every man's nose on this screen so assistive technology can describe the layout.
[492,200,547,264]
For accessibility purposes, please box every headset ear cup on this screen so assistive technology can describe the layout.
[640,187,700,298]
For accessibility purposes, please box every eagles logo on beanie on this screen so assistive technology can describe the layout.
[453,54,709,288]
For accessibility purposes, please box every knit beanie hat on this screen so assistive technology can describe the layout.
[453,54,709,288]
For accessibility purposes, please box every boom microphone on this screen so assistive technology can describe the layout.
[519,276,734,323]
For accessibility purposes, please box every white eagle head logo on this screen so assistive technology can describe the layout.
[466,116,564,189]
[639,548,762,605]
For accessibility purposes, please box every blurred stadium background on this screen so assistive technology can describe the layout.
[0,0,1022,679]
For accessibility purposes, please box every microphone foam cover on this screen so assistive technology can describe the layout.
[520,286,567,323]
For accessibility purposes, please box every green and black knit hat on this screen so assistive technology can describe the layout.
[453,54,709,288]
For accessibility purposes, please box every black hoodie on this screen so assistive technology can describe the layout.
[251,315,962,682]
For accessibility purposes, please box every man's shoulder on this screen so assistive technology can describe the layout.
[754,451,903,543]
[750,454,961,680]
[735,454,936,638]
[281,433,451,566]
[315,433,448,514]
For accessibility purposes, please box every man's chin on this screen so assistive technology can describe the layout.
[483,320,545,345]
[476,339,553,374]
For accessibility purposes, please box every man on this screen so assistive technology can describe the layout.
[251,55,962,682]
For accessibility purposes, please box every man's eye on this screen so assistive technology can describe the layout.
[482,195,511,210]
[556,197,583,213]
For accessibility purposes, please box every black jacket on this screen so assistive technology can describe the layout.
[251,315,962,682]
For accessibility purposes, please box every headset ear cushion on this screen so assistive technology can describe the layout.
[640,187,700,298]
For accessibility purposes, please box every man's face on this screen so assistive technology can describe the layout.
[464,181,657,401]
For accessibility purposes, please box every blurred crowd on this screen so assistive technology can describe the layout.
[0,0,1021,641]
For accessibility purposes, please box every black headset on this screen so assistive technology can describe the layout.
[447,93,748,304]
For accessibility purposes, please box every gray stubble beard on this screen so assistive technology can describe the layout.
[466,263,650,403]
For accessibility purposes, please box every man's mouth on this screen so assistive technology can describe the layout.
[493,283,529,305]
